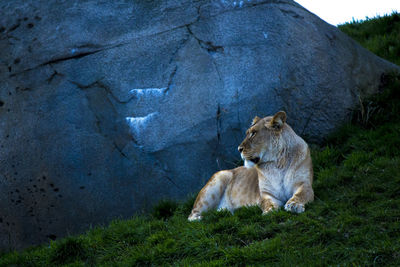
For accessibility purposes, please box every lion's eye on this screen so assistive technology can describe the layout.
[249,131,257,139]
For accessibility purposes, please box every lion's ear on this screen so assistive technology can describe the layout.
[251,116,261,126]
[268,111,287,130]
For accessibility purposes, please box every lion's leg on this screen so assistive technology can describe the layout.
[188,170,232,221]
[284,183,314,213]
[260,192,282,214]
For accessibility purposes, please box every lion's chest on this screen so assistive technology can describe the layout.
[258,168,293,203]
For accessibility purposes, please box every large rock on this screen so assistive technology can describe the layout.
[0,0,398,249]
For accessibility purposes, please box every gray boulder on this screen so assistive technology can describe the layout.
[0,0,398,249]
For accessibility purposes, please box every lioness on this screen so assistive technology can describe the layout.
[188,111,314,221]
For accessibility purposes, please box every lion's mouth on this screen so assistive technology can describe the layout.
[241,153,261,165]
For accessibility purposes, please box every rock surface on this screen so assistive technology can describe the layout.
[0,0,398,249]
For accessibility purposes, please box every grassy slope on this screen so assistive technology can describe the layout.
[339,12,400,66]
[2,13,400,267]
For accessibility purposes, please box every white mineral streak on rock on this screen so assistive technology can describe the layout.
[129,87,167,98]
[126,112,158,139]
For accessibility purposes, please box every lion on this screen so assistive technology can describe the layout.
[188,111,314,221]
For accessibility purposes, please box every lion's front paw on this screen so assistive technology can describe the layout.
[188,213,202,221]
[262,208,274,215]
[284,201,305,213]
[261,205,278,215]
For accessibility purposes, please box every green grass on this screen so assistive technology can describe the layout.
[339,11,400,66]
[2,13,400,267]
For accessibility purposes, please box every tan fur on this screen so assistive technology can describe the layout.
[188,111,314,221]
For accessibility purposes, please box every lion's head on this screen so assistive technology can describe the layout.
[238,111,287,168]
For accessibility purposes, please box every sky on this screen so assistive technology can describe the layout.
[294,0,399,25]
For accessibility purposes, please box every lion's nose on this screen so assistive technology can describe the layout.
[238,146,244,153]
